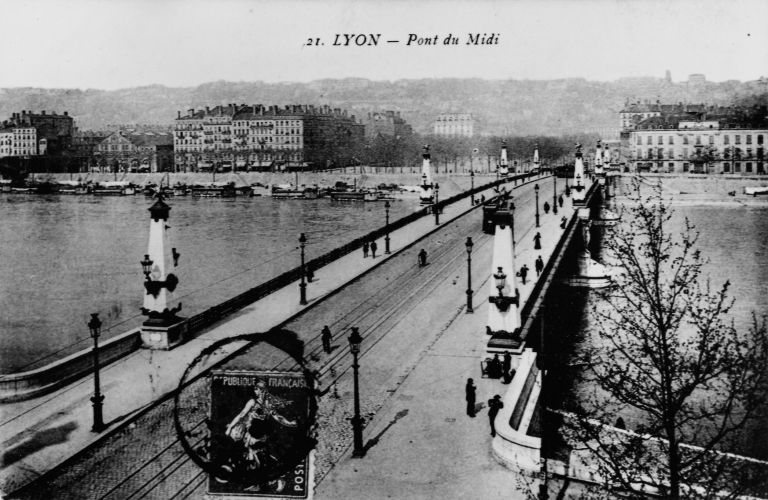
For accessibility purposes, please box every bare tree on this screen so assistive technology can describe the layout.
[566,178,768,499]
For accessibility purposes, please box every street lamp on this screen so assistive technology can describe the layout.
[552,174,558,215]
[88,313,106,433]
[384,200,391,254]
[348,327,365,458]
[534,184,540,227]
[299,233,308,305]
[434,182,440,225]
[565,170,570,197]
[465,237,474,313]
[488,267,519,312]
[470,170,475,205]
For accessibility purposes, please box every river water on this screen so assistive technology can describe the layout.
[545,182,768,460]
[0,193,425,373]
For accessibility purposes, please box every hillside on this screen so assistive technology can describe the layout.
[1,77,764,135]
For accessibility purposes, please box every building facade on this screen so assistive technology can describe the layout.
[363,111,412,139]
[94,131,174,172]
[1,110,73,156]
[174,104,364,171]
[432,114,475,137]
[629,120,766,174]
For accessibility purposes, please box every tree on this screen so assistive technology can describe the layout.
[567,179,768,499]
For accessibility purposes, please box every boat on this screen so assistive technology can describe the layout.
[93,181,132,196]
[57,180,86,194]
[10,187,34,193]
[191,181,230,197]
[744,186,768,196]
[271,184,305,199]
[330,189,381,202]
[0,179,11,192]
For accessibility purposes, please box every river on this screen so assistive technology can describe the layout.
[545,180,768,460]
[0,192,428,373]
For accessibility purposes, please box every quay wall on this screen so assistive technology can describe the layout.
[620,172,768,197]
[0,173,535,402]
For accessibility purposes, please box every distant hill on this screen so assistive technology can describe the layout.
[1,77,764,135]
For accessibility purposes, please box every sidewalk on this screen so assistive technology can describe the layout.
[0,179,529,495]
[316,180,580,499]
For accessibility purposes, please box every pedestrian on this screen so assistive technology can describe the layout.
[370,240,378,258]
[535,255,544,276]
[558,194,564,207]
[489,354,503,379]
[543,201,550,214]
[321,325,332,354]
[418,248,427,267]
[560,216,567,229]
[488,394,504,437]
[533,232,542,250]
[465,378,476,417]
[502,351,511,382]
[306,264,315,283]
[519,264,529,284]
[480,195,486,204]
[362,241,369,258]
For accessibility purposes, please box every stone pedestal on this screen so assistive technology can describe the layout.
[140,317,188,350]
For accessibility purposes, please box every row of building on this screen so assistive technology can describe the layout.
[620,101,767,174]
[0,110,74,158]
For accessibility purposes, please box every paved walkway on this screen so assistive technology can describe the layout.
[0,177,545,495]
[316,180,582,499]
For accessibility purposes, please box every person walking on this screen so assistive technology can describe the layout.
[519,264,529,284]
[488,395,504,437]
[370,240,378,258]
[543,201,550,214]
[418,248,427,267]
[321,325,332,354]
[533,232,542,250]
[465,378,477,417]
[362,241,369,258]
[502,351,512,383]
[558,194,564,207]
[535,255,544,276]
[560,216,567,229]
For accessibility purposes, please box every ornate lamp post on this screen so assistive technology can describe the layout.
[433,182,440,225]
[88,313,106,433]
[488,267,519,312]
[470,169,475,205]
[465,237,474,313]
[384,200,391,254]
[299,233,308,305]
[348,327,365,457]
[534,184,540,227]
[552,174,558,215]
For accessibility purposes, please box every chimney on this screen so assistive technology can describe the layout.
[63,111,68,116]
[42,110,46,115]
[206,106,210,113]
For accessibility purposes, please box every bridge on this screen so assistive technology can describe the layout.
[0,165,618,498]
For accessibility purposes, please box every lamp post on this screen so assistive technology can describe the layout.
[88,313,106,433]
[470,170,475,205]
[552,174,558,215]
[299,233,308,305]
[534,184,540,227]
[384,200,391,254]
[434,182,440,225]
[348,327,365,457]
[565,170,570,197]
[465,237,474,313]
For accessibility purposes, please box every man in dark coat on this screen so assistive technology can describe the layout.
[519,264,529,284]
[362,241,369,258]
[321,325,332,354]
[535,255,544,276]
[418,248,427,267]
[502,351,512,382]
[465,378,476,417]
[370,240,378,258]
[488,395,504,436]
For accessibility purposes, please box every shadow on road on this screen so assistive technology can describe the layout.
[362,408,409,455]
[2,421,78,467]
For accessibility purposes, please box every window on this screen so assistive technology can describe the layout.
[683,162,689,172]
[747,135,752,145]
[735,135,741,145]
[723,162,730,173]
[647,136,652,145]
[746,162,753,172]
[696,135,701,145]
[683,148,688,159]
[668,148,674,159]
[658,135,663,145]
[735,162,741,172]
[669,136,674,145]
[759,135,764,145]
[683,135,689,145]
[709,135,714,145]
[636,135,641,145]
[724,135,729,145]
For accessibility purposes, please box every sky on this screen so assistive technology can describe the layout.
[1,0,767,89]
